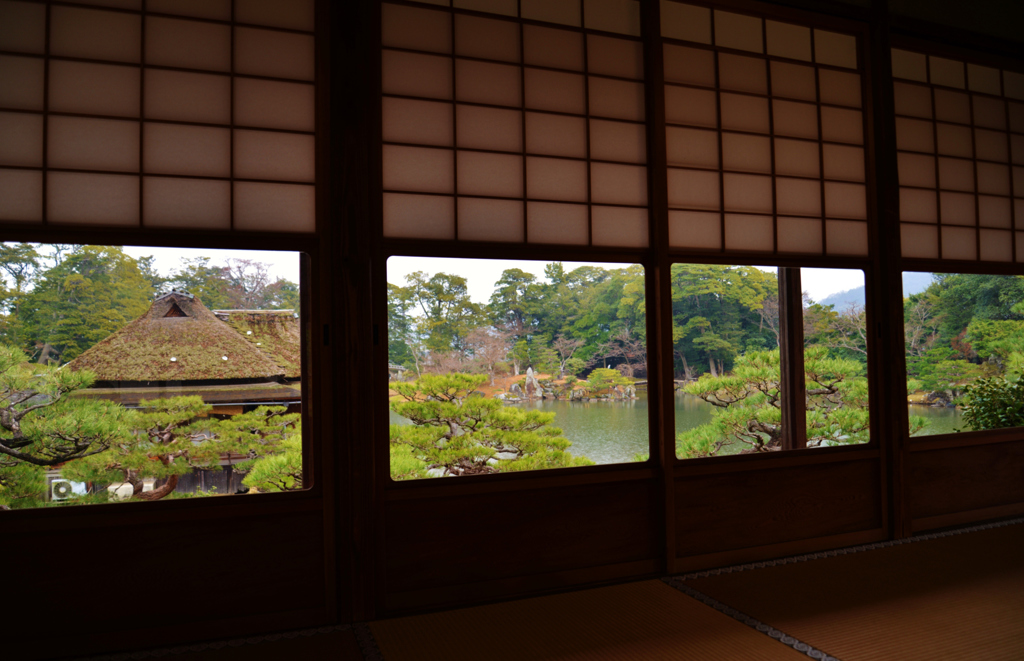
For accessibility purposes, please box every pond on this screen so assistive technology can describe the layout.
[908,404,964,436]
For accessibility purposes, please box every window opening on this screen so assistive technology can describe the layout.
[387,256,648,479]
[0,242,305,509]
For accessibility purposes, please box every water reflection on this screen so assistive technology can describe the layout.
[908,404,963,436]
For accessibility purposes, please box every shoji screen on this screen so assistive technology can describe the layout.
[0,0,316,231]
[661,1,867,256]
[892,49,1024,262]
[381,0,649,247]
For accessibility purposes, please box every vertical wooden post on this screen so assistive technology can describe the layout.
[779,267,807,451]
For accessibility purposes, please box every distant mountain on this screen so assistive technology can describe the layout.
[813,273,935,308]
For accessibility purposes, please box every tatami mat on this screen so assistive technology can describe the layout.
[370,579,805,660]
[683,522,1024,661]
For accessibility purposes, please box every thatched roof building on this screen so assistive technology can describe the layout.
[67,291,301,410]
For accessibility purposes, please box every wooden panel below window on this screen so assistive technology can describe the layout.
[908,440,1024,523]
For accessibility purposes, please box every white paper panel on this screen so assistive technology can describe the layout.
[978,195,1012,228]
[929,56,965,89]
[590,163,647,206]
[383,192,455,239]
[144,123,230,177]
[524,68,585,114]
[663,45,715,87]
[0,112,43,167]
[772,100,817,139]
[938,191,975,225]
[667,168,719,209]
[526,201,589,245]
[146,16,231,72]
[660,1,711,45]
[666,127,718,169]
[62,0,141,9]
[383,145,454,193]
[770,62,816,102]
[590,119,647,164]
[723,173,772,213]
[454,0,517,17]
[937,157,974,192]
[765,21,811,62]
[0,0,45,54]
[718,53,767,95]
[776,177,821,216]
[1015,166,1024,197]
[47,172,139,225]
[967,64,1001,95]
[893,82,932,118]
[583,0,641,37]
[234,130,315,183]
[50,6,141,63]
[589,77,645,121]
[724,214,773,251]
[144,69,230,124]
[234,182,315,232]
[457,59,522,107]
[973,95,1007,130]
[458,198,524,242]
[0,55,44,111]
[930,90,969,125]
[1006,72,1024,101]
[777,216,822,253]
[235,27,315,81]
[456,105,521,152]
[592,205,648,247]
[588,34,643,80]
[0,168,42,222]
[524,113,587,158]
[722,132,770,173]
[526,157,588,202]
[820,107,863,145]
[522,0,580,28]
[976,162,1011,196]
[50,60,140,117]
[825,220,867,255]
[941,226,977,260]
[814,30,857,69]
[900,223,938,258]
[895,117,935,153]
[664,86,717,128]
[456,151,523,197]
[234,78,315,132]
[669,210,721,249]
[455,14,520,63]
[719,94,769,134]
[824,182,866,219]
[523,25,584,70]
[382,3,451,54]
[147,0,232,21]
[143,177,230,229]
[774,138,819,178]
[1013,135,1024,165]
[48,116,140,172]
[899,187,937,223]
[891,49,927,82]
[819,70,861,108]
[236,0,315,31]
[1018,233,1024,263]
[714,10,762,53]
[897,152,936,188]
[979,229,1013,261]
[382,50,453,100]
[823,144,865,182]
[974,128,1009,163]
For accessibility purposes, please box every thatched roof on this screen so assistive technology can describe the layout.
[67,291,285,384]
[74,381,301,407]
[214,309,301,380]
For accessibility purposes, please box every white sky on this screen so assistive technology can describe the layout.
[120,245,301,283]
[387,256,864,305]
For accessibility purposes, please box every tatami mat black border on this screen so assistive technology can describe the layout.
[662,577,840,660]
[674,516,1024,581]
[354,623,384,661]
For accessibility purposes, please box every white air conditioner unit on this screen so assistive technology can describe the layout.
[51,479,74,501]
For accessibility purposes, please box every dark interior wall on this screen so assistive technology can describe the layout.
[888,0,1024,46]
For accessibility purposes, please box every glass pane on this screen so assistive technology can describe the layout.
[0,243,305,510]
[904,272,1024,436]
[386,257,648,479]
